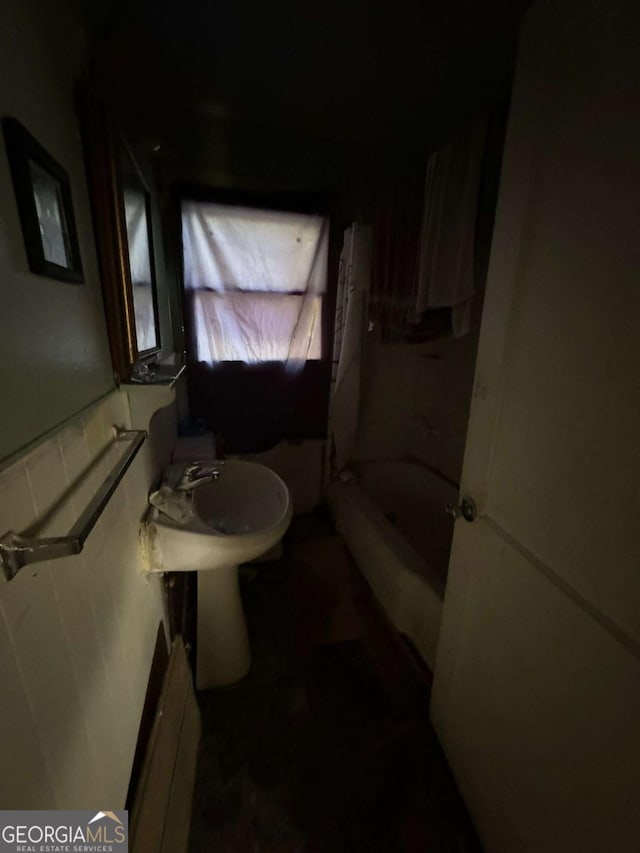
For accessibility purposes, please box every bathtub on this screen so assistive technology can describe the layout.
[328,459,458,670]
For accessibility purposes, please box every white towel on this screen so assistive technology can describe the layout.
[149,486,192,524]
[411,118,487,337]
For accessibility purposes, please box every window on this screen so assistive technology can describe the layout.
[181,200,328,364]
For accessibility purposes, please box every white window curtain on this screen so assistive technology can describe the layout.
[181,201,328,367]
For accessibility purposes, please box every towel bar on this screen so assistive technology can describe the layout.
[0,427,146,581]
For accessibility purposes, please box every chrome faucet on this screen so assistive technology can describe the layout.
[176,461,223,491]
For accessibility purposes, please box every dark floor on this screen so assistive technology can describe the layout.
[189,512,481,852]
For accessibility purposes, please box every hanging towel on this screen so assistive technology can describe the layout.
[411,117,487,337]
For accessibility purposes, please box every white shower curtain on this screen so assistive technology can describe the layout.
[330,223,371,472]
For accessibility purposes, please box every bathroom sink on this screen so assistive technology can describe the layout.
[141,459,292,689]
[143,459,292,573]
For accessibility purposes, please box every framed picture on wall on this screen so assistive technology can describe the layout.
[2,117,84,283]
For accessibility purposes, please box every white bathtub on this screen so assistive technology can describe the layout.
[328,459,458,670]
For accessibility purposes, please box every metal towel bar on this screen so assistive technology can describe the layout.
[0,427,146,581]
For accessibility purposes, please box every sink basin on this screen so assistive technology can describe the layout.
[141,459,292,689]
[145,460,292,572]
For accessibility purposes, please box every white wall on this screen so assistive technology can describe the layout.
[0,0,114,462]
[0,390,171,808]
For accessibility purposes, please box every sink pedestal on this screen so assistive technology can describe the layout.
[143,459,292,688]
[197,565,251,689]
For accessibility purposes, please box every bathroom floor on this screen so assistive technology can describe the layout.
[189,512,481,852]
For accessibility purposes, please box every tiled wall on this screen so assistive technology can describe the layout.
[0,390,171,809]
[355,302,484,485]
[355,115,501,485]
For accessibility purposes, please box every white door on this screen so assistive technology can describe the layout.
[430,1,640,851]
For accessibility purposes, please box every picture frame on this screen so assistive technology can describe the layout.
[2,117,84,283]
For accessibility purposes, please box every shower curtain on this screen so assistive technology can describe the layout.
[330,223,371,471]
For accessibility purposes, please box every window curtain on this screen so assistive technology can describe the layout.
[181,201,328,369]
[181,198,332,453]
[329,223,371,471]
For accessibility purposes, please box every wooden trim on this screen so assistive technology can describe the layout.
[125,624,170,811]
[78,89,137,381]
[110,129,139,368]
[78,81,164,380]
[129,636,201,853]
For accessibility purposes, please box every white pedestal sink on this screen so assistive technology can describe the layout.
[141,460,292,689]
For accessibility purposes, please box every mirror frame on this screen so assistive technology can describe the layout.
[80,93,160,382]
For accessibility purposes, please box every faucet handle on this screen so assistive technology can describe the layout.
[177,461,223,490]
[182,462,203,481]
